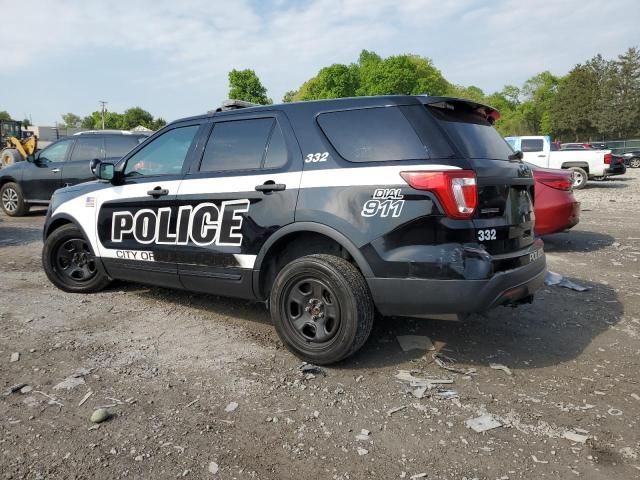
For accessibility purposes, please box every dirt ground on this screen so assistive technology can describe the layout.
[1,169,639,480]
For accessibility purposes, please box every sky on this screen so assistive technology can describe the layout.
[1,0,639,125]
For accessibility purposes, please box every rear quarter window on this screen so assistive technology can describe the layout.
[317,107,427,162]
[521,139,544,152]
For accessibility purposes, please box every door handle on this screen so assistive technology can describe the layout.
[147,187,169,198]
[537,154,546,158]
[255,181,286,193]
[51,168,60,173]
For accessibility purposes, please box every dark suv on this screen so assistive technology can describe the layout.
[0,131,148,216]
[41,96,546,364]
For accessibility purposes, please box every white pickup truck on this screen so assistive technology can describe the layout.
[505,136,623,189]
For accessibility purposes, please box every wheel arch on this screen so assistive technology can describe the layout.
[561,162,590,173]
[252,222,374,300]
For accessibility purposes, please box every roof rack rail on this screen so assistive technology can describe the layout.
[213,99,259,113]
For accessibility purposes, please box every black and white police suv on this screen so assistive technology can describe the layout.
[42,96,546,364]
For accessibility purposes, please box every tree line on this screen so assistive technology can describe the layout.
[229,47,640,141]
[61,107,166,131]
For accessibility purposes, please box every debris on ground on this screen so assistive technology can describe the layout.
[562,431,589,444]
[20,385,32,394]
[78,391,93,406]
[386,405,406,416]
[544,271,589,292]
[54,376,85,390]
[224,401,239,413]
[432,353,477,375]
[396,335,435,352]
[410,474,427,479]
[531,455,549,464]
[90,408,110,423]
[607,408,622,416]
[10,352,20,362]
[208,461,219,474]
[489,363,513,376]
[298,363,326,377]
[3,383,27,395]
[465,414,502,433]
[357,447,369,456]
[355,429,370,441]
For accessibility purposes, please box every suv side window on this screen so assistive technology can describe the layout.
[124,126,198,177]
[70,137,104,162]
[39,139,74,163]
[105,136,145,159]
[521,139,544,152]
[263,122,287,169]
[200,118,275,172]
[317,107,427,162]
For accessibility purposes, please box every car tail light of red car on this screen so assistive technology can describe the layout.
[604,153,612,164]
[532,169,573,191]
[400,170,477,219]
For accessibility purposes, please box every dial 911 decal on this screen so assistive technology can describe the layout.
[361,188,405,218]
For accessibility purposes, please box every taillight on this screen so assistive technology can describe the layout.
[533,170,572,191]
[604,153,612,164]
[400,170,477,219]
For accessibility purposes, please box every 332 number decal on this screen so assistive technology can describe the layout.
[305,152,329,163]
[477,228,497,241]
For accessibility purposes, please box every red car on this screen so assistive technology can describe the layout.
[530,165,580,236]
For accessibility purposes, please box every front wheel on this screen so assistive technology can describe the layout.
[42,224,111,293]
[1,182,29,216]
[270,254,374,365]
[568,167,588,190]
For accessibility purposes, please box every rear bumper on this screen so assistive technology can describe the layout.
[605,164,626,176]
[367,245,546,317]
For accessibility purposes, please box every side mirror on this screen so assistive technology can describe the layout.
[508,150,523,161]
[98,162,115,181]
[89,158,101,175]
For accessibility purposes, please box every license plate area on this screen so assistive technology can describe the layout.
[476,227,507,243]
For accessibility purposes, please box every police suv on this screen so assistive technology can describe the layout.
[42,96,546,364]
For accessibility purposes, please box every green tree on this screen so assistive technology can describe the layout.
[152,118,167,130]
[282,90,298,103]
[22,118,31,128]
[550,65,598,140]
[0,111,12,121]
[520,71,559,135]
[121,107,154,129]
[595,47,640,138]
[228,69,272,105]
[61,112,82,128]
[294,63,360,100]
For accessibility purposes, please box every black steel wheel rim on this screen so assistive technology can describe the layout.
[2,187,18,212]
[55,238,97,283]
[281,276,342,346]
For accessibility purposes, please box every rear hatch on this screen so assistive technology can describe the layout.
[420,99,536,256]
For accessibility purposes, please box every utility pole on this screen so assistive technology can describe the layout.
[99,100,108,130]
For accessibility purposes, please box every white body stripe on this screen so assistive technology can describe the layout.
[51,163,459,265]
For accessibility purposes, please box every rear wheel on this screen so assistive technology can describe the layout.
[1,182,29,216]
[1,149,21,168]
[629,157,640,168]
[568,167,588,189]
[42,224,111,293]
[270,254,374,365]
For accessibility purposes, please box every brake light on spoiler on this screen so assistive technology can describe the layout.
[400,170,478,219]
[532,169,573,191]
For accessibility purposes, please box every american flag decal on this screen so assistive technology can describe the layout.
[85,196,96,208]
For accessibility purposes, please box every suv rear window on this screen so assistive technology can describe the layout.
[105,135,145,159]
[427,103,514,160]
[317,107,427,162]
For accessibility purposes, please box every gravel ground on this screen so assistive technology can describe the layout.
[1,169,639,479]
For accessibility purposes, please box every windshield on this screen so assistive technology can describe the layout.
[427,103,514,160]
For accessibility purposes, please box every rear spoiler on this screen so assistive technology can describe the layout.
[418,96,501,124]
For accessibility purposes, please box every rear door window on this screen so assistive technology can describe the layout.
[317,107,427,162]
[521,139,544,153]
[200,118,275,172]
[70,137,103,162]
[39,139,74,163]
[105,136,145,159]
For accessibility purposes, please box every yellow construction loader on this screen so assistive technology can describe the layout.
[1,119,38,168]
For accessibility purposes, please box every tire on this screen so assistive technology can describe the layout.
[629,157,640,168]
[269,254,374,365]
[1,182,29,216]
[568,167,588,189]
[42,224,111,293]
[1,149,21,168]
